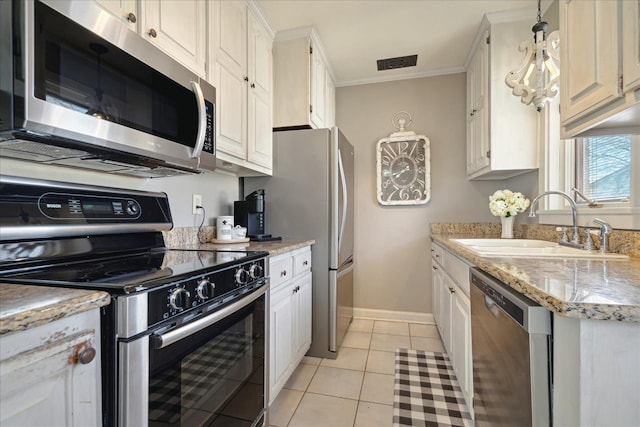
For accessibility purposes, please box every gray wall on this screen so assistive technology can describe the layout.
[0,158,238,228]
[336,73,537,314]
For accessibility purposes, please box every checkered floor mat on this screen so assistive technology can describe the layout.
[393,349,473,427]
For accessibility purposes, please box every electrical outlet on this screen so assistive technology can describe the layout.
[192,194,202,214]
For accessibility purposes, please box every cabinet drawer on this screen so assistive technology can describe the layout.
[269,255,294,289]
[293,249,312,276]
[442,250,471,297]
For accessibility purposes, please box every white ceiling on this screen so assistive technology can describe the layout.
[256,0,541,87]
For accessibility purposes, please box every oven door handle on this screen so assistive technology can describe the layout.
[151,285,267,349]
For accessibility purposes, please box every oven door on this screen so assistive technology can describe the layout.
[119,286,268,427]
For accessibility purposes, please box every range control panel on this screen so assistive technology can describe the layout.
[147,257,266,327]
[39,192,141,219]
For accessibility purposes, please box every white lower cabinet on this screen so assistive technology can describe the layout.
[269,246,312,403]
[0,308,102,426]
[431,241,473,415]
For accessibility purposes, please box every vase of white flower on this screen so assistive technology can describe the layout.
[489,189,530,239]
[500,216,515,238]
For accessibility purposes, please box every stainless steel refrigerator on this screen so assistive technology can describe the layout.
[244,127,354,359]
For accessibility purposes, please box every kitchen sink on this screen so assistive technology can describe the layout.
[451,239,629,260]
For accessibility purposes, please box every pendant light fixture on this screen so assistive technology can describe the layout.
[505,0,560,112]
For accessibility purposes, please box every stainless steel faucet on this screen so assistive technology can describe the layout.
[593,218,612,253]
[528,191,580,246]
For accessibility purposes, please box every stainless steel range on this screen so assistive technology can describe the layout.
[0,176,269,427]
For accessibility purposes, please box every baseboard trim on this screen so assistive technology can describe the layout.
[353,308,434,325]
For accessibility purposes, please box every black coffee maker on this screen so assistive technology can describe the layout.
[234,189,281,241]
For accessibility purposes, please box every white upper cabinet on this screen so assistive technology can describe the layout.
[94,0,138,31]
[560,0,640,137]
[247,9,274,169]
[465,12,538,180]
[209,1,274,176]
[94,0,206,77]
[273,27,336,129]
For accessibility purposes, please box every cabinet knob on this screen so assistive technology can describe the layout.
[127,12,137,23]
[432,266,438,270]
[449,287,455,293]
[148,28,157,38]
[78,347,96,365]
[281,270,287,277]
[250,83,256,88]
[244,76,249,82]
[470,109,477,117]
[303,260,308,266]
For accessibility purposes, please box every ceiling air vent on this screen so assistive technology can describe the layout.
[377,55,418,71]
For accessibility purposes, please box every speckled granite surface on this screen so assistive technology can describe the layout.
[431,223,640,322]
[171,239,316,256]
[163,226,315,256]
[0,284,110,336]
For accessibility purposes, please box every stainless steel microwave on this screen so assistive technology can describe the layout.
[0,0,216,178]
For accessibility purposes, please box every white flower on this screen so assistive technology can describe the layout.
[489,189,530,217]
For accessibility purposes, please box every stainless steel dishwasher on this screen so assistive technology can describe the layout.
[470,268,552,426]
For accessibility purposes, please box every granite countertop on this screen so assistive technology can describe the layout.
[0,284,111,337]
[432,233,640,322]
[174,239,316,256]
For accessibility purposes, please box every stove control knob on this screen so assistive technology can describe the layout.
[249,263,263,279]
[196,279,215,300]
[126,200,140,216]
[235,268,249,285]
[169,288,190,310]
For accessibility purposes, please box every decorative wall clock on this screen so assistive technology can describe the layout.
[376,112,430,206]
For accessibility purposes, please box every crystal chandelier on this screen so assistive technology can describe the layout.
[505,0,560,112]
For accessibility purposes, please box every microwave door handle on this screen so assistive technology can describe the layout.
[190,81,207,159]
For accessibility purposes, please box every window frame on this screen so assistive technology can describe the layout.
[536,96,640,230]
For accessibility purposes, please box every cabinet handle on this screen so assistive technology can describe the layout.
[432,266,438,270]
[78,347,96,365]
[470,109,477,117]
[449,287,455,293]
[127,12,137,23]
[244,76,249,82]
[250,83,256,88]
[303,260,308,266]
[435,254,440,258]
[281,270,287,277]
[148,28,157,38]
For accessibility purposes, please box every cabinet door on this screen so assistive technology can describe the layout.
[452,290,472,407]
[325,74,336,128]
[247,10,273,169]
[269,284,294,400]
[560,0,621,123]
[294,272,313,361]
[94,0,138,31]
[623,0,640,92]
[0,329,99,426]
[141,0,206,76]
[439,275,453,354]
[215,1,248,159]
[310,49,326,128]
[467,33,489,175]
[432,261,442,327]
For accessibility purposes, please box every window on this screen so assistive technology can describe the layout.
[574,135,631,203]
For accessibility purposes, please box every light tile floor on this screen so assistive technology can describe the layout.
[268,319,445,427]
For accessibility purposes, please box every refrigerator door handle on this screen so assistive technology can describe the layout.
[338,148,348,251]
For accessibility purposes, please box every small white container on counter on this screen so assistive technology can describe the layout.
[216,216,234,240]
